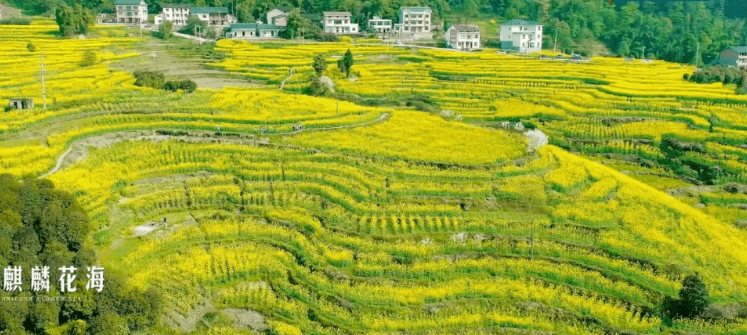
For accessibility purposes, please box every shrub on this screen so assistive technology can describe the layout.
[26,42,35,52]
[682,73,689,80]
[133,71,165,89]
[663,273,710,319]
[80,50,96,67]
[159,21,173,39]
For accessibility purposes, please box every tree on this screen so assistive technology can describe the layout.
[343,49,354,77]
[312,54,327,76]
[284,9,311,39]
[159,21,173,39]
[679,273,710,318]
[26,42,36,52]
[54,5,94,37]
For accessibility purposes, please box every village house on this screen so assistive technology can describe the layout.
[0,4,21,20]
[714,46,747,69]
[266,6,293,27]
[191,7,236,32]
[115,0,148,25]
[368,16,392,34]
[444,24,480,51]
[226,23,283,39]
[499,19,543,53]
[323,12,358,34]
[154,3,191,28]
[394,6,432,40]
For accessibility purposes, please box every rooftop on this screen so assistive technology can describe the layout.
[115,0,144,5]
[451,24,480,32]
[400,7,431,12]
[726,46,747,53]
[161,3,191,8]
[228,23,282,31]
[191,7,229,14]
[501,19,542,26]
[323,11,352,16]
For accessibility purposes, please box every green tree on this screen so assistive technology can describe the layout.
[284,9,311,39]
[159,21,173,39]
[343,49,354,77]
[54,5,94,37]
[312,54,327,76]
[679,273,710,318]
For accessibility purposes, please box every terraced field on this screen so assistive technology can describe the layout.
[2,23,747,334]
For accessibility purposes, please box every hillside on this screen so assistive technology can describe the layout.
[1,22,747,334]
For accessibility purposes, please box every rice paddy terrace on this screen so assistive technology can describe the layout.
[2,23,747,334]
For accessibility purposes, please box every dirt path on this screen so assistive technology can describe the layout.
[39,112,390,177]
[279,67,295,90]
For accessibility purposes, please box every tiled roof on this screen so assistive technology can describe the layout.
[162,3,190,8]
[115,0,144,5]
[451,24,480,32]
[191,7,229,14]
[229,23,258,29]
[323,11,352,16]
[501,19,541,26]
[726,46,747,53]
[400,7,431,12]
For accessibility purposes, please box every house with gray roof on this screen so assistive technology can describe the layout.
[226,23,283,39]
[323,11,358,34]
[444,24,480,51]
[716,46,747,69]
[499,19,543,53]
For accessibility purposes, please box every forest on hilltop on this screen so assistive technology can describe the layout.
[4,0,747,66]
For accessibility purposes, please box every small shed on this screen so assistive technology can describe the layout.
[8,98,33,110]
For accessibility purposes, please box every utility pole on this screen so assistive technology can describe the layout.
[553,29,558,52]
[41,53,47,109]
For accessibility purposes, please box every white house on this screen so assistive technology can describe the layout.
[444,24,480,51]
[394,6,431,40]
[368,16,392,34]
[154,3,190,27]
[714,46,747,69]
[323,12,358,34]
[266,6,292,27]
[226,23,283,39]
[115,0,147,25]
[499,19,543,53]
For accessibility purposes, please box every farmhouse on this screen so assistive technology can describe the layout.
[444,25,480,51]
[714,46,747,69]
[0,4,21,20]
[394,7,432,40]
[368,16,392,34]
[191,7,236,31]
[323,12,358,35]
[8,98,33,111]
[115,0,148,25]
[266,6,293,27]
[499,19,543,53]
[154,4,191,28]
[226,23,283,39]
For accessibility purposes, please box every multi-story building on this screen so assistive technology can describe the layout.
[115,0,148,25]
[154,4,190,27]
[499,19,543,53]
[191,7,236,31]
[226,23,283,39]
[394,6,431,40]
[368,16,392,34]
[266,6,293,27]
[715,46,747,69]
[323,12,358,35]
[444,24,480,51]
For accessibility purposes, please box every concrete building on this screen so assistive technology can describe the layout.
[266,6,293,27]
[154,4,191,27]
[444,24,480,51]
[191,7,236,31]
[323,12,358,34]
[368,16,392,34]
[499,19,543,53]
[115,0,148,25]
[8,98,33,111]
[394,6,431,40]
[226,23,283,39]
[715,46,747,69]
[0,4,21,20]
